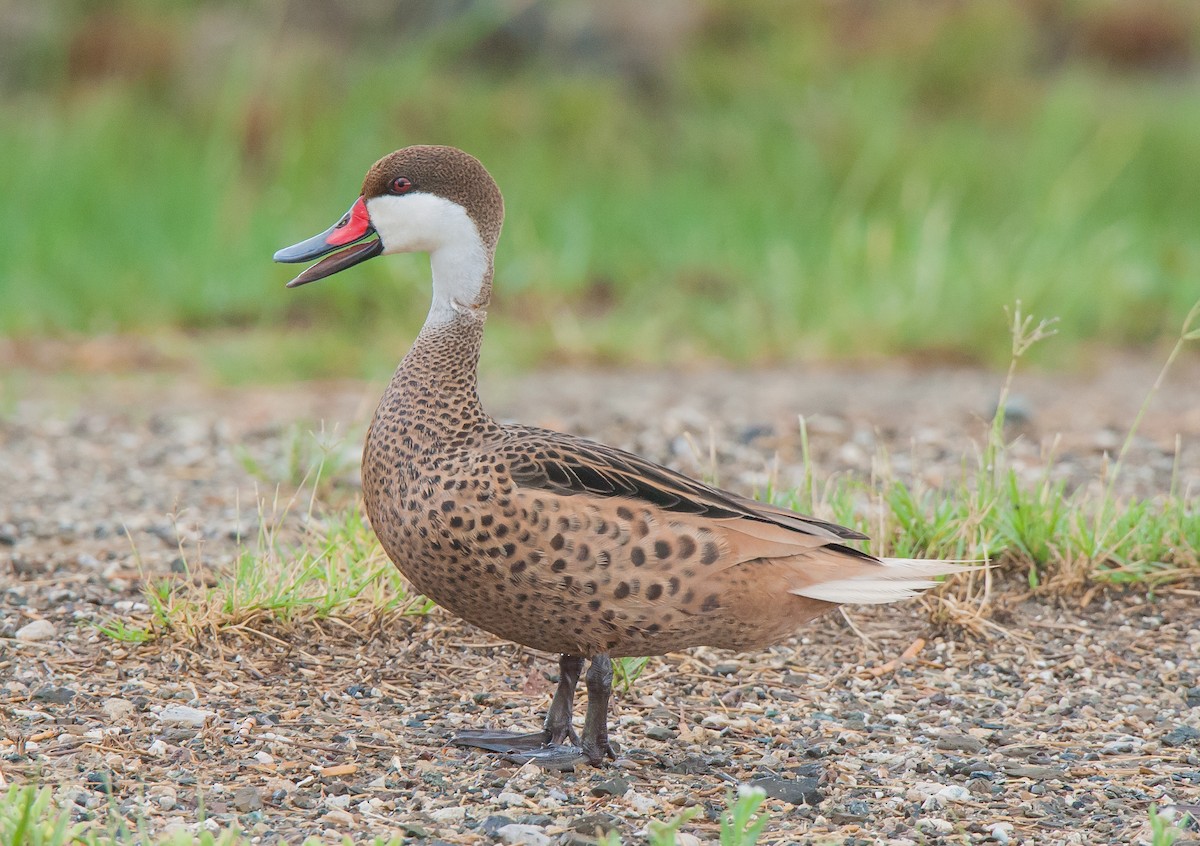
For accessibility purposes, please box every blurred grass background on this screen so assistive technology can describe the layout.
[2,0,1198,378]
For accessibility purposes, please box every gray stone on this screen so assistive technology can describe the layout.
[645,724,677,741]
[935,732,984,753]
[589,777,629,797]
[571,813,621,835]
[86,771,113,794]
[101,698,136,722]
[750,775,822,806]
[1164,725,1200,747]
[497,823,550,846]
[151,787,177,811]
[157,705,213,727]
[1000,762,1065,780]
[34,686,75,704]
[479,815,516,837]
[830,799,871,823]
[233,785,262,813]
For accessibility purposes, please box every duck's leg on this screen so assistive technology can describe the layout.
[543,654,584,744]
[580,654,617,765]
[452,654,584,758]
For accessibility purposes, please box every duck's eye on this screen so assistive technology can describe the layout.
[389,177,413,195]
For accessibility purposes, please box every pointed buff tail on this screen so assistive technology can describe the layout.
[790,558,982,605]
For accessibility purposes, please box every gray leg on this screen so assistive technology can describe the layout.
[452,654,588,768]
[580,654,616,766]
[545,654,584,745]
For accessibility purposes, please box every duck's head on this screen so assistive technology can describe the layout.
[274,145,504,291]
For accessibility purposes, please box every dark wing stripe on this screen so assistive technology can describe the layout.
[569,462,621,495]
[543,460,575,488]
[498,427,866,542]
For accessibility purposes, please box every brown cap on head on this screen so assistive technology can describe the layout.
[362,145,505,250]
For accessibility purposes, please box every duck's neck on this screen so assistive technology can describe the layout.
[424,233,493,328]
[389,245,495,434]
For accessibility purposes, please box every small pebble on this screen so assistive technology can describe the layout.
[431,806,467,823]
[645,725,677,741]
[1100,736,1142,754]
[102,698,136,722]
[989,822,1014,844]
[916,818,954,835]
[151,787,177,811]
[157,705,213,727]
[480,815,517,837]
[16,620,56,642]
[589,777,629,797]
[935,731,984,753]
[233,785,262,813]
[1164,725,1200,747]
[750,775,822,806]
[324,808,354,828]
[34,686,75,704]
[497,823,550,846]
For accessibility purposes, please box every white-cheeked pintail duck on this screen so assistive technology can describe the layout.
[274,145,969,767]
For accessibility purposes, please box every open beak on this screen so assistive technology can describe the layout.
[273,196,383,288]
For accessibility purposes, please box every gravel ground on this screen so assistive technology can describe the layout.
[2,355,1199,845]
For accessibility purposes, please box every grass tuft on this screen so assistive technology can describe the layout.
[783,300,1200,604]
[99,493,432,645]
[1148,803,1192,846]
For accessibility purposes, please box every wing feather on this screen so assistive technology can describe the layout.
[495,425,867,544]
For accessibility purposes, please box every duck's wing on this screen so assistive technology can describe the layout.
[493,425,867,545]
[490,426,972,606]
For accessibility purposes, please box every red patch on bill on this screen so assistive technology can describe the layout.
[327,197,372,247]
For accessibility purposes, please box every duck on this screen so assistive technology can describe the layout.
[274,145,968,767]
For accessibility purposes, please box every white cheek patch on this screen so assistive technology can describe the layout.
[366,192,479,255]
[366,192,490,327]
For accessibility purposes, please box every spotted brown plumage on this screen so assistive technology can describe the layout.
[274,145,971,767]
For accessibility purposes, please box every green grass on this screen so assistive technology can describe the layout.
[777,301,1200,597]
[97,483,433,645]
[1149,803,1193,846]
[3,3,1200,375]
